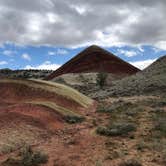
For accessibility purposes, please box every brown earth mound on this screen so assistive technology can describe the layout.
[0,79,95,156]
[0,79,94,128]
[46,45,140,80]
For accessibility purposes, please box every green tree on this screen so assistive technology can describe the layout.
[96,72,107,89]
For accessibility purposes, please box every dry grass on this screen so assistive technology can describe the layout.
[30,79,93,108]
[27,101,81,117]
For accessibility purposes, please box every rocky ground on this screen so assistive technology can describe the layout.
[1,95,166,166]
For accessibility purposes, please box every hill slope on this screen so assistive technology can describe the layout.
[93,55,166,98]
[0,79,95,154]
[46,45,140,80]
[0,79,94,117]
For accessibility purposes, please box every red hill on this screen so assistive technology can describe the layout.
[46,45,140,80]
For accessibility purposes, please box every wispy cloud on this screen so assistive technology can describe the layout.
[48,51,56,56]
[57,49,69,55]
[21,53,31,61]
[117,49,137,57]
[0,61,8,65]
[130,59,156,70]
[3,50,17,56]
[48,49,69,56]
[25,61,61,70]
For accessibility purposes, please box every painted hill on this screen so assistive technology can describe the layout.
[0,79,95,154]
[46,45,140,80]
[92,55,166,98]
[0,79,94,124]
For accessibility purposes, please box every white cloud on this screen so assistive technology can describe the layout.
[0,61,8,65]
[130,59,156,70]
[48,51,56,56]
[117,49,137,57]
[0,0,165,48]
[3,50,16,56]
[22,53,31,61]
[47,13,61,24]
[138,46,144,52]
[57,49,68,55]
[70,5,87,15]
[155,41,166,50]
[152,47,163,53]
[48,49,68,56]
[25,61,61,70]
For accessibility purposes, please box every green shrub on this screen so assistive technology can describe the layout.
[119,159,142,166]
[64,115,85,124]
[136,141,148,151]
[152,109,166,137]
[20,146,48,166]
[0,145,14,154]
[154,118,166,136]
[2,157,21,166]
[97,106,114,113]
[2,146,48,166]
[96,72,107,89]
[96,123,136,136]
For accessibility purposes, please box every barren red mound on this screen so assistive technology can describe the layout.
[0,79,96,159]
[0,80,93,132]
[46,45,140,80]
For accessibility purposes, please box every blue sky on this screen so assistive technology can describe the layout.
[0,43,166,70]
[0,0,166,70]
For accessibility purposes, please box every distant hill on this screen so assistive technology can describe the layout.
[93,55,166,98]
[0,69,53,79]
[45,45,140,80]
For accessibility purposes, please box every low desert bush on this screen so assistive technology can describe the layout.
[96,122,136,136]
[154,118,166,137]
[144,98,166,108]
[97,101,141,116]
[96,72,108,89]
[136,140,148,151]
[97,106,114,113]
[119,159,142,166]
[2,145,48,166]
[152,110,166,137]
[21,146,48,166]
[0,145,14,155]
[64,115,85,124]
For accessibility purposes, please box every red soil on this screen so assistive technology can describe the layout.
[0,103,64,130]
[0,80,105,165]
[0,79,96,133]
[46,45,140,80]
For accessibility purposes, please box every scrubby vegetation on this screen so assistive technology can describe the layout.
[96,123,136,136]
[2,145,48,166]
[119,159,142,166]
[0,69,52,79]
[97,100,142,115]
[152,108,166,138]
[96,101,140,137]
[64,115,85,124]
[91,55,166,99]
[96,72,107,89]
[96,122,136,136]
